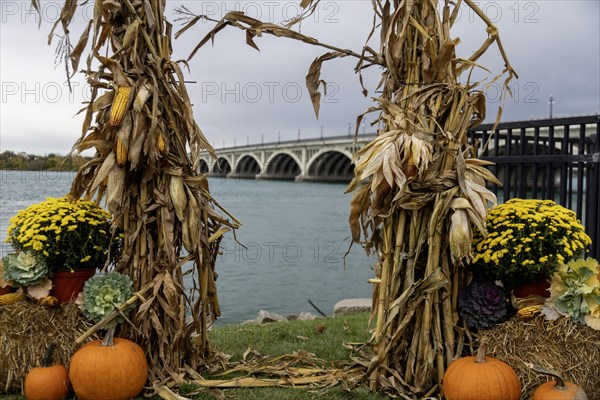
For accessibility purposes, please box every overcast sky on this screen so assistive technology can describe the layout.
[1,0,599,154]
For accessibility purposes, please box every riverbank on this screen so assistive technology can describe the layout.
[0,152,91,171]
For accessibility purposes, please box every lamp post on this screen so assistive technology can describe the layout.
[549,95,555,119]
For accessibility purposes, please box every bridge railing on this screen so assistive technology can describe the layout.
[468,114,600,259]
[215,133,377,151]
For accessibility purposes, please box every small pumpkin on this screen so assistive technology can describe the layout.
[24,343,69,400]
[530,364,589,400]
[442,341,521,400]
[69,327,147,400]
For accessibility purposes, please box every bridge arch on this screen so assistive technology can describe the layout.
[234,154,262,178]
[199,159,209,174]
[212,157,232,177]
[263,151,302,180]
[305,150,354,182]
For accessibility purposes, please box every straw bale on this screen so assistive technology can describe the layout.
[478,315,600,399]
[0,302,99,394]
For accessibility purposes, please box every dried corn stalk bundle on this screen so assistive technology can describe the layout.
[33,0,238,382]
[345,1,516,397]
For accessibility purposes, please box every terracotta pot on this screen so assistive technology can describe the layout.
[0,285,15,295]
[512,279,551,298]
[50,268,97,303]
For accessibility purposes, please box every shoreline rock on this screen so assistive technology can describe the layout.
[244,310,320,325]
[288,312,318,321]
[333,298,371,317]
[242,299,371,326]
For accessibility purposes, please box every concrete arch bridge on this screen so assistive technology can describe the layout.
[200,134,376,182]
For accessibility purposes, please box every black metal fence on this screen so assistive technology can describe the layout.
[468,115,600,260]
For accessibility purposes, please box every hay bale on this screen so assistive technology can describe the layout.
[478,315,600,399]
[0,302,100,394]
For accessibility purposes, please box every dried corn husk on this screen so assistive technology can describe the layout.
[170,175,187,222]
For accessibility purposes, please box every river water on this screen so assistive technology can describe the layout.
[0,170,375,323]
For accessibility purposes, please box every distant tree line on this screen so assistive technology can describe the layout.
[0,150,92,171]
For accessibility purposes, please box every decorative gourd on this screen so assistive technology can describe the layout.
[442,342,521,400]
[24,343,69,400]
[69,328,147,400]
[530,364,589,400]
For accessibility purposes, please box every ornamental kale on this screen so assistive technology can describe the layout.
[543,257,600,330]
[458,280,510,330]
[2,251,49,286]
[82,271,133,328]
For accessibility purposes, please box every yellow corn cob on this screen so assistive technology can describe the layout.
[0,292,26,305]
[157,132,165,152]
[109,86,132,126]
[116,137,127,167]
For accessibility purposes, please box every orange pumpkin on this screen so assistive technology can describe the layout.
[443,342,521,400]
[531,364,589,400]
[69,329,147,400]
[24,344,69,400]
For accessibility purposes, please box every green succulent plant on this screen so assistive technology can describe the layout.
[2,251,49,286]
[82,271,133,328]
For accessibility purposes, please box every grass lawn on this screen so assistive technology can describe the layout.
[1,312,392,399]
[211,312,373,362]
[184,312,391,399]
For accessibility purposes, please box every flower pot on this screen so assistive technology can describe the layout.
[50,268,97,303]
[512,279,551,298]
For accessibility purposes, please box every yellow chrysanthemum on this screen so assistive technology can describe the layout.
[5,197,115,272]
[472,198,592,281]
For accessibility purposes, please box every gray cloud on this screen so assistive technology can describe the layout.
[1,0,598,154]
